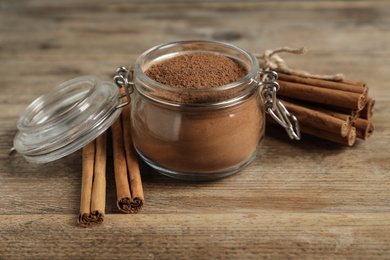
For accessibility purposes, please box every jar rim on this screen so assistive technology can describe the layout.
[134,40,259,94]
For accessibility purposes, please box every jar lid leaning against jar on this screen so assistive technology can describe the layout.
[13,40,300,181]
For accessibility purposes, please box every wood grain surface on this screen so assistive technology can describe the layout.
[1,0,389,259]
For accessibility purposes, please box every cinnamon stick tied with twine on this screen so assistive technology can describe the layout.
[257,47,375,146]
[78,131,107,227]
[111,99,144,213]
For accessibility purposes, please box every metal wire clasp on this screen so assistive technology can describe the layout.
[113,66,135,109]
[259,70,301,140]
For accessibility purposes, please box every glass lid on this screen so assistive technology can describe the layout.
[13,76,122,163]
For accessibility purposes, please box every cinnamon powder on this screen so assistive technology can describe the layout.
[132,52,264,175]
[142,52,250,104]
[145,52,247,89]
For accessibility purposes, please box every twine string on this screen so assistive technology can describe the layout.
[255,47,345,81]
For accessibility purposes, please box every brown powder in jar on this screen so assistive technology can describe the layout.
[132,52,264,175]
[132,95,265,174]
[145,52,248,89]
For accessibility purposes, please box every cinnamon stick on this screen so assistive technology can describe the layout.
[277,72,367,94]
[78,141,95,226]
[359,97,375,120]
[300,125,357,146]
[277,79,367,111]
[90,132,107,223]
[353,118,374,140]
[78,132,107,227]
[308,105,353,123]
[317,106,360,122]
[341,78,367,88]
[280,98,352,137]
[111,116,133,213]
[284,98,356,127]
[121,103,144,212]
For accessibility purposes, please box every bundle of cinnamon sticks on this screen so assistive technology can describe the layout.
[78,103,144,227]
[274,71,375,146]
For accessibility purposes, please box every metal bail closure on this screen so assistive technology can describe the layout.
[114,66,135,108]
[259,70,301,140]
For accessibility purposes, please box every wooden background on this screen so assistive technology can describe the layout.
[1,0,389,259]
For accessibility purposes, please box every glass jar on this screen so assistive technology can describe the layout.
[129,41,265,180]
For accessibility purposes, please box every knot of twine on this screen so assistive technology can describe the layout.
[255,47,345,81]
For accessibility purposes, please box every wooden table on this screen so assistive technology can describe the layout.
[1,1,389,258]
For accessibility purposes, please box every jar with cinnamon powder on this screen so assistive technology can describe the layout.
[119,41,300,180]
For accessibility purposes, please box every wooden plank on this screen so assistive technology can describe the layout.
[2,0,390,12]
[0,214,389,259]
